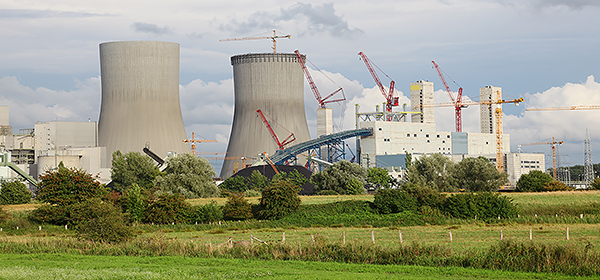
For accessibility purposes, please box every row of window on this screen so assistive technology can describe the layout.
[521,160,540,164]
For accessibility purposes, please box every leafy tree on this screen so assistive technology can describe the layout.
[142,193,192,224]
[111,151,161,193]
[402,183,446,209]
[406,153,456,192]
[374,189,417,214]
[452,157,507,192]
[154,153,219,198]
[0,180,32,205]
[70,198,137,243]
[516,170,554,192]
[310,160,367,195]
[219,176,250,193]
[259,178,301,220]
[249,170,270,191]
[189,201,223,224]
[222,192,253,220]
[123,184,144,222]
[37,163,108,206]
[367,167,392,190]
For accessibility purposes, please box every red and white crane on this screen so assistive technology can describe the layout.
[294,50,345,108]
[256,109,296,150]
[358,52,398,113]
[432,61,465,132]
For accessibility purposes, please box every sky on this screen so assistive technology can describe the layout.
[1,0,599,174]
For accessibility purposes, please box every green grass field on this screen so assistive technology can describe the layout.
[0,253,588,280]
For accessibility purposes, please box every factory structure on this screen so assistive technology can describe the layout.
[0,39,546,189]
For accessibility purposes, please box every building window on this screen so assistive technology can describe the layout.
[378,127,382,131]
[442,140,445,143]
[427,140,430,143]
[426,134,429,138]
[485,142,489,145]
[437,135,440,138]
[414,134,417,137]
[447,135,450,138]
[407,134,410,137]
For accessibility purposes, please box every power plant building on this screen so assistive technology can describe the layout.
[221,53,311,178]
[98,41,189,160]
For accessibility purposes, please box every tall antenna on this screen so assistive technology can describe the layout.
[584,129,594,183]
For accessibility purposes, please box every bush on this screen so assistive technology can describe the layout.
[37,164,108,206]
[123,184,145,222]
[142,194,192,224]
[70,198,137,243]
[258,179,301,220]
[516,170,554,192]
[219,176,249,193]
[222,192,253,220]
[373,189,417,214]
[28,204,70,225]
[402,183,445,209]
[543,181,574,191]
[189,201,223,224]
[443,192,518,220]
[0,180,32,205]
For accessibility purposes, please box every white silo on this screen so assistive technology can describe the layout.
[221,53,311,178]
[98,41,188,160]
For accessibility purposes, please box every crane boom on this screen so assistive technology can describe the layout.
[526,105,600,111]
[182,132,217,155]
[358,52,398,113]
[256,109,296,150]
[294,50,345,108]
[219,30,291,53]
[521,137,563,180]
[432,61,464,132]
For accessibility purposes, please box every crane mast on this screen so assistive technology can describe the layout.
[294,50,345,108]
[521,137,563,180]
[358,52,398,113]
[182,132,217,155]
[256,109,296,150]
[432,61,464,132]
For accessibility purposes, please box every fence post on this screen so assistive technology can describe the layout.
[449,231,453,242]
[529,228,532,240]
[399,230,403,244]
[65,225,68,230]
[282,232,286,244]
[371,230,375,244]
[311,234,315,245]
[500,230,503,240]
[39,226,42,231]
[342,231,346,245]
[580,214,584,219]
[566,227,569,240]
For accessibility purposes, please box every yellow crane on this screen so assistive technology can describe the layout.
[183,132,217,156]
[219,30,291,53]
[526,105,600,111]
[520,137,563,180]
[423,91,524,172]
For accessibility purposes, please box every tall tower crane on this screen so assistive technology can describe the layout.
[256,109,296,150]
[294,50,345,108]
[219,30,291,53]
[183,132,217,156]
[521,137,564,180]
[423,92,524,172]
[358,52,398,115]
[432,61,465,132]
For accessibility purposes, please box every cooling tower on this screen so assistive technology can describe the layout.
[221,53,311,178]
[98,41,188,161]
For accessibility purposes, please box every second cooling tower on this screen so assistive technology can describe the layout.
[221,53,311,178]
[98,41,189,160]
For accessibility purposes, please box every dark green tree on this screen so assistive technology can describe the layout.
[219,176,250,193]
[516,170,554,192]
[70,198,137,243]
[310,160,367,195]
[154,153,219,198]
[123,183,144,222]
[259,178,301,220]
[249,170,270,191]
[37,163,108,206]
[222,192,253,220]
[452,156,507,192]
[367,167,392,190]
[142,193,192,224]
[0,180,32,205]
[111,151,160,193]
[406,153,456,192]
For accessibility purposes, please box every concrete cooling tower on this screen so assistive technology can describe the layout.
[221,53,311,178]
[98,41,188,160]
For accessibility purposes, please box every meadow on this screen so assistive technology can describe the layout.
[2,190,600,278]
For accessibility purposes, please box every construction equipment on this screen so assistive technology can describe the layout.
[294,50,345,108]
[259,152,279,174]
[219,30,291,53]
[432,61,465,132]
[358,52,398,115]
[256,109,296,150]
[526,105,600,111]
[521,137,564,180]
[183,132,217,156]
[423,91,524,172]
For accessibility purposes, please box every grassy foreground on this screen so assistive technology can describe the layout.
[0,253,588,280]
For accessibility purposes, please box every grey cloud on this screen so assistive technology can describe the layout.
[0,9,107,18]
[131,22,174,35]
[219,2,362,38]
[489,0,600,10]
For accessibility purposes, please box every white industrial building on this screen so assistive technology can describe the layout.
[357,81,545,186]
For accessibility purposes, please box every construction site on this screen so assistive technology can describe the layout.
[0,35,594,190]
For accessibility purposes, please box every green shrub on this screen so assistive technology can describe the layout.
[142,194,192,224]
[543,181,574,191]
[316,190,339,196]
[37,164,108,206]
[244,189,261,197]
[347,177,366,195]
[222,192,253,220]
[219,176,250,193]
[189,201,223,224]
[28,204,70,225]
[0,180,32,205]
[70,198,137,243]
[516,170,554,192]
[123,184,144,222]
[402,183,445,209]
[443,192,518,220]
[373,189,417,214]
[258,179,301,220]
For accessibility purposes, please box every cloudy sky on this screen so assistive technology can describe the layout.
[1,0,599,173]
